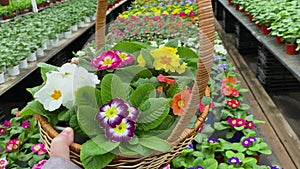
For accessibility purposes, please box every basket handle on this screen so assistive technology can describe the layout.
[94,0,215,144]
[167,0,215,143]
[95,0,108,51]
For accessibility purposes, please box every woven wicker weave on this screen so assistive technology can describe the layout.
[39,0,215,168]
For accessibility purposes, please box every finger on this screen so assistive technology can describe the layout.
[50,127,74,160]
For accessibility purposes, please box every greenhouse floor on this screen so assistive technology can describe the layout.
[215,19,300,168]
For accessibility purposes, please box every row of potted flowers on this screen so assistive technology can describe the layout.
[0,0,65,21]
[0,0,121,21]
[0,0,283,169]
[169,34,282,169]
[228,0,300,55]
[0,0,99,84]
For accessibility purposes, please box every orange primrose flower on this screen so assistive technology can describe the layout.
[170,86,192,116]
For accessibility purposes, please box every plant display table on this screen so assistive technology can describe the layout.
[215,0,300,91]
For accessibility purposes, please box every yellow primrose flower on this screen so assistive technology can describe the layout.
[185,9,191,14]
[154,11,161,16]
[162,11,169,15]
[176,62,187,74]
[137,54,146,67]
[150,48,180,73]
[172,9,181,15]
[145,12,151,16]
[160,46,178,55]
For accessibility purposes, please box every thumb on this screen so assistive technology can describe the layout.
[50,127,74,160]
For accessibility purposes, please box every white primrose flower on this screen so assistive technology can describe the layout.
[150,41,158,47]
[34,73,67,111]
[35,63,100,111]
[76,51,86,57]
[214,44,227,55]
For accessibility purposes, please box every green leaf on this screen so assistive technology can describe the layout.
[203,159,218,169]
[202,96,212,105]
[69,114,87,137]
[164,39,179,48]
[218,163,228,169]
[101,74,127,104]
[166,82,181,98]
[81,135,119,156]
[20,100,59,126]
[177,46,198,60]
[38,62,58,81]
[115,65,153,84]
[129,83,156,107]
[76,86,102,107]
[139,136,171,152]
[125,143,152,156]
[58,107,75,121]
[76,86,102,136]
[214,122,229,131]
[26,85,43,97]
[81,152,116,169]
[119,146,139,156]
[226,131,236,139]
[137,98,170,131]
[239,88,249,93]
[239,104,250,110]
[136,115,177,139]
[112,41,146,54]
[172,156,186,168]
[140,48,154,68]
[78,58,98,72]
[242,157,257,166]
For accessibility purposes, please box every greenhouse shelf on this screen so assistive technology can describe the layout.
[0,0,132,119]
[216,0,300,84]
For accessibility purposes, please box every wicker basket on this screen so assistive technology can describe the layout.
[39,0,215,168]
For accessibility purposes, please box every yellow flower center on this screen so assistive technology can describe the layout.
[232,120,237,124]
[0,160,5,165]
[119,53,127,60]
[178,100,184,107]
[114,122,126,134]
[106,107,118,118]
[103,57,113,66]
[51,90,62,100]
[160,56,172,65]
[238,121,243,124]
[34,145,41,151]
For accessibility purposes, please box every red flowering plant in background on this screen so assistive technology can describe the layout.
[0,109,48,168]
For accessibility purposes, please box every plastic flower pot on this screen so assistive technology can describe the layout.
[255,23,261,28]
[285,43,297,55]
[27,52,37,62]
[239,9,245,13]
[0,72,5,84]
[36,48,44,57]
[235,5,239,10]
[64,31,72,39]
[261,25,271,35]
[228,0,233,5]
[8,65,20,76]
[249,15,253,22]
[275,36,284,44]
[19,59,28,69]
